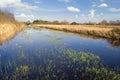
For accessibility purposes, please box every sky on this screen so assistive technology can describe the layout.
[0,0,120,23]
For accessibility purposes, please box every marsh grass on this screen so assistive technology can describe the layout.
[32,24,120,40]
[112,28,120,33]
[0,11,25,44]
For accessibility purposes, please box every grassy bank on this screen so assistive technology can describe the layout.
[0,11,25,44]
[32,24,120,40]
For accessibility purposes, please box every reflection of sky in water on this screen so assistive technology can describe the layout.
[0,27,120,67]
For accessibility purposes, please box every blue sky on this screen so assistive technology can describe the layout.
[0,0,120,22]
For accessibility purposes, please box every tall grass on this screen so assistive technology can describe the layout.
[0,11,25,44]
[32,24,120,40]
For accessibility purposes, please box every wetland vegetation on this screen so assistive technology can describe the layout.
[0,27,120,80]
[0,10,120,80]
[0,10,25,44]
[32,24,120,40]
[0,0,120,79]
[0,48,120,80]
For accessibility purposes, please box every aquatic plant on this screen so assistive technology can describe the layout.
[0,48,120,80]
[63,50,120,80]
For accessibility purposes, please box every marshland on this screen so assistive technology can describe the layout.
[32,24,120,40]
[0,0,120,79]
[0,11,25,44]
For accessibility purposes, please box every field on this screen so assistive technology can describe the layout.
[32,24,120,40]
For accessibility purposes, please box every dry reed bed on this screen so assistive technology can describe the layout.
[32,24,120,40]
[0,22,25,44]
[0,11,25,44]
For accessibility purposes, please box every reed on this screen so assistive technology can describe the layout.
[0,11,25,44]
[32,24,120,40]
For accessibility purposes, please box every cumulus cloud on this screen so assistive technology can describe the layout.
[80,10,96,18]
[89,9,95,18]
[15,13,35,21]
[67,6,80,12]
[109,8,120,12]
[0,0,38,10]
[98,3,108,8]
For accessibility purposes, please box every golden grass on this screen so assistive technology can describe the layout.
[32,24,120,40]
[0,11,25,44]
[0,22,25,44]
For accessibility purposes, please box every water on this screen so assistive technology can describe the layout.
[0,27,120,79]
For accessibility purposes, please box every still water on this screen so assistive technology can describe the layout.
[0,27,120,79]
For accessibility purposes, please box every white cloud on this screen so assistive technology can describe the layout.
[0,0,38,10]
[109,8,120,12]
[18,13,27,17]
[16,13,34,18]
[89,9,95,18]
[0,0,18,6]
[79,10,96,18]
[67,6,80,12]
[15,13,35,21]
[98,3,108,8]
[80,12,103,19]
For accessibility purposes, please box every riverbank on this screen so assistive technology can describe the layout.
[0,22,25,44]
[32,24,120,40]
[0,11,25,44]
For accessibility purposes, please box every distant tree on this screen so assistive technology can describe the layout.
[52,20,60,24]
[33,20,39,24]
[99,20,108,25]
[115,20,120,25]
[26,20,31,25]
[60,20,69,25]
[70,22,79,25]
[82,22,96,25]
[111,20,120,25]
[33,20,53,24]
[87,22,96,25]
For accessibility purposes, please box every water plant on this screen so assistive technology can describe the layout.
[0,48,120,80]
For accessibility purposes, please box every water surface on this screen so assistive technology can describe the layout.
[0,27,120,79]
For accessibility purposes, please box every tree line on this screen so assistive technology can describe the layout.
[30,19,120,25]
